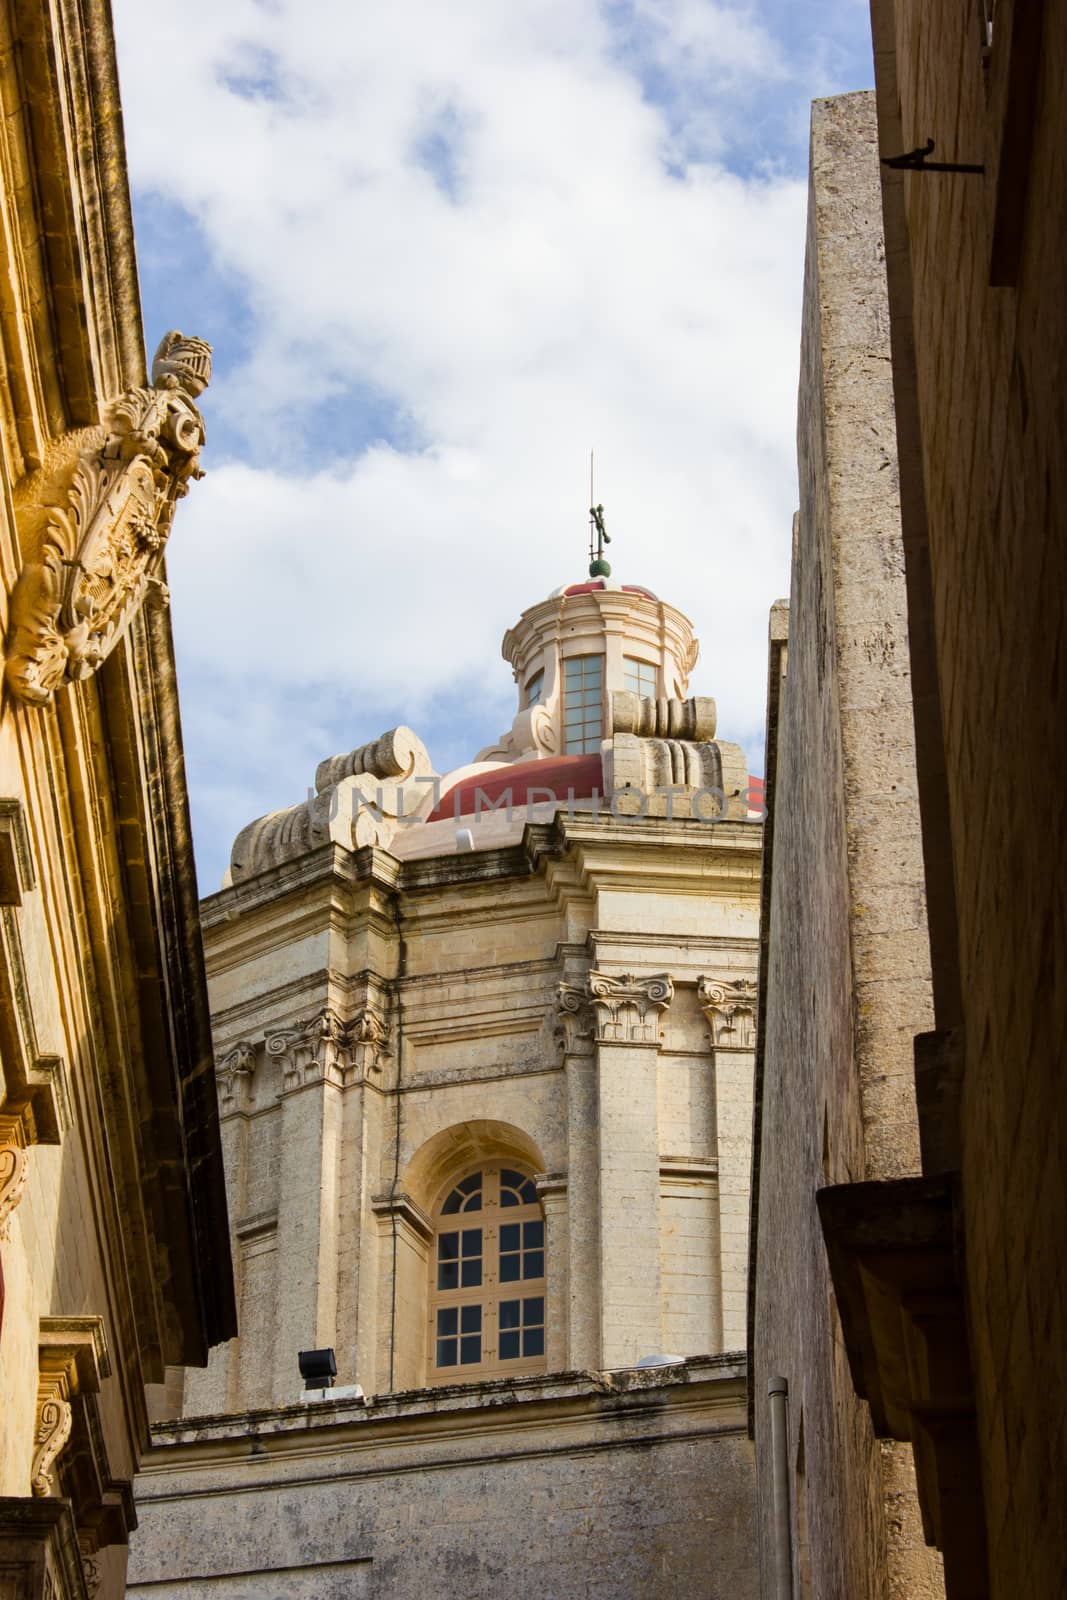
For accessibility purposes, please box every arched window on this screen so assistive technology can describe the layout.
[428,1166,546,1382]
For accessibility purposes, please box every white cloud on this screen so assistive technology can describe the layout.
[110,0,857,882]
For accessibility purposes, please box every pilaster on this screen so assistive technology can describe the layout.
[698,976,757,1350]
[588,971,673,1367]
[534,1172,569,1370]
[267,1008,349,1404]
[556,982,600,1368]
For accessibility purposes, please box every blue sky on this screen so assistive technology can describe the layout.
[114,0,875,891]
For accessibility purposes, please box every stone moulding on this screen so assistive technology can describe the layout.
[698,976,758,1049]
[3,331,211,707]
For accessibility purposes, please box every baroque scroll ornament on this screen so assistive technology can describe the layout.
[4,331,212,706]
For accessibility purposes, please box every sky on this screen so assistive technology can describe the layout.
[112,0,875,891]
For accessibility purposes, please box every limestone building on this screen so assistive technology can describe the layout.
[750,91,944,1600]
[751,0,1067,1586]
[128,574,763,1597]
[0,2,235,1598]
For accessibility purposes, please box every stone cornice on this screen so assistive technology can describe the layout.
[140,1356,750,1470]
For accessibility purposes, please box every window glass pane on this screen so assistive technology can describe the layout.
[499,1300,520,1329]
[441,1190,463,1215]
[526,670,544,707]
[460,1335,481,1364]
[437,1234,459,1290]
[461,1258,482,1287]
[523,1251,544,1280]
[499,1331,520,1360]
[437,1307,458,1336]
[436,1338,457,1366]
[461,1228,482,1256]
[500,1254,521,1283]
[460,1304,482,1333]
[524,1220,544,1248]
[523,1297,544,1326]
[519,1179,538,1204]
[523,1326,545,1357]
[459,1175,481,1195]
[500,1224,521,1251]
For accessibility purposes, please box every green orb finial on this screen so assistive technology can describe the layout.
[589,556,612,578]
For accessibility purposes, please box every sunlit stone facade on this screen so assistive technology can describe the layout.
[128,576,763,1598]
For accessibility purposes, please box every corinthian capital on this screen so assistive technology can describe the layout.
[698,975,758,1049]
[586,971,674,1046]
[556,982,595,1055]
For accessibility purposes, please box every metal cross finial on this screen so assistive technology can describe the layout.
[588,452,612,578]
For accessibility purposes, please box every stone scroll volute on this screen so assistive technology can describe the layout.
[4,331,212,706]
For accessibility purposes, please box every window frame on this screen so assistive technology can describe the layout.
[562,653,604,754]
[623,655,658,699]
[525,668,545,708]
[427,1165,547,1383]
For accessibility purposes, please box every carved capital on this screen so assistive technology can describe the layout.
[4,331,211,706]
[349,1010,387,1077]
[215,1040,256,1107]
[556,982,595,1055]
[586,971,674,1046]
[698,976,758,1050]
[267,1008,386,1091]
[0,1115,30,1240]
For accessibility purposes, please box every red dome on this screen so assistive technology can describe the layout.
[428,753,604,822]
[561,580,658,599]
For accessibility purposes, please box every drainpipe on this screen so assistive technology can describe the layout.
[768,1376,794,1600]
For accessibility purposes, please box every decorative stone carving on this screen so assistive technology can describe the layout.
[698,976,758,1049]
[229,726,439,883]
[32,1390,74,1497]
[267,1010,346,1091]
[4,331,211,706]
[267,1008,387,1090]
[0,1122,30,1240]
[476,701,560,765]
[349,1010,387,1077]
[31,1323,109,1506]
[611,692,717,742]
[586,971,674,1045]
[215,1040,256,1106]
[313,727,431,793]
[556,982,595,1055]
[82,1554,101,1597]
[33,1317,109,1496]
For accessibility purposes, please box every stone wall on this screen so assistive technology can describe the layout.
[750,91,942,1600]
[129,1362,758,1600]
[870,1,1067,1590]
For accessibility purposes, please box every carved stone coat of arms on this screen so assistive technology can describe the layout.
[3,330,212,706]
